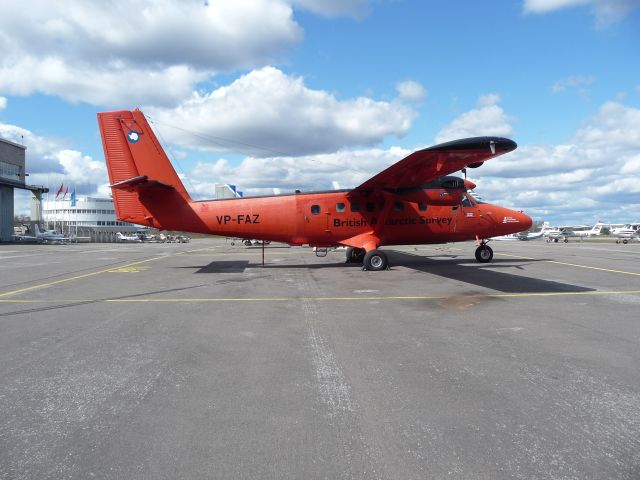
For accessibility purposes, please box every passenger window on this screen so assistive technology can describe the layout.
[418,203,428,211]
[393,201,404,212]
[378,201,385,211]
[350,202,361,212]
[336,202,345,213]
[311,205,320,215]
[366,202,375,212]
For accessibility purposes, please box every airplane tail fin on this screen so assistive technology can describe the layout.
[97,109,192,228]
[34,224,41,235]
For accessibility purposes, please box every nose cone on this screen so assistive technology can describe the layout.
[497,207,532,234]
[519,211,533,230]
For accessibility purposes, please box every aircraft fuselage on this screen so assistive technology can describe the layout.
[133,188,530,247]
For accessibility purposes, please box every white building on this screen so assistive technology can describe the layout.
[42,196,140,242]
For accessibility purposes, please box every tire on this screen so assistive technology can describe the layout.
[363,249,388,271]
[475,245,493,263]
[243,239,252,246]
[623,239,628,244]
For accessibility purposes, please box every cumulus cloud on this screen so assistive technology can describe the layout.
[551,75,595,93]
[523,0,640,26]
[435,94,514,144]
[467,101,640,223]
[185,146,408,199]
[396,81,427,102]
[0,120,109,205]
[146,67,417,157]
[0,97,6,110]
[0,0,304,106]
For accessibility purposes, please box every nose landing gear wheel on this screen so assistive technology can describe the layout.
[363,249,388,271]
[475,244,493,263]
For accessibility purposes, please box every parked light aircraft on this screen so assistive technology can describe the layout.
[116,232,142,242]
[543,222,605,242]
[611,224,640,243]
[97,109,532,270]
[492,226,545,241]
[25,224,71,244]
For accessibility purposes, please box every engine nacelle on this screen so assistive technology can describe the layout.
[398,176,467,206]
[401,190,465,206]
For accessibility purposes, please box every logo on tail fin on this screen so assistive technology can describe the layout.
[127,130,140,143]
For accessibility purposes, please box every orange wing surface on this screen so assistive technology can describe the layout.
[351,137,516,193]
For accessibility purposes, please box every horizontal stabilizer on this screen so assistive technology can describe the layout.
[110,175,174,192]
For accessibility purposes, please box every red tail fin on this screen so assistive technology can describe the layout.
[97,109,192,228]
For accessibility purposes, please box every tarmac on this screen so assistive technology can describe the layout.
[0,238,639,479]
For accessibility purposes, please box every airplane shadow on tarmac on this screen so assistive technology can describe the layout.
[255,250,593,294]
[184,250,592,294]
[385,250,593,294]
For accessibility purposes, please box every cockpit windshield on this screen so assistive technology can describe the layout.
[461,195,475,208]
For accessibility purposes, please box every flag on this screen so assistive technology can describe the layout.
[70,188,77,207]
[63,186,69,199]
[55,183,64,199]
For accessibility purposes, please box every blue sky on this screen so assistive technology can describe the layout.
[1,0,639,225]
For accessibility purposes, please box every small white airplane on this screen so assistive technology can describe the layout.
[28,224,71,244]
[611,224,640,243]
[543,221,605,242]
[116,232,142,242]
[491,229,544,241]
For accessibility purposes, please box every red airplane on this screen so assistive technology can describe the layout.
[98,109,532,271]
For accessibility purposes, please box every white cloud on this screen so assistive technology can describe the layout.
[185,146,408,199]
[55,150,107,187]
[0,97,6,110]
[0,0,304,106]
[435,94,513,144]
[396,81,427,102]
[523,0,640,26]
[147,67,417,156]
[551,75,595,93]
[0,120,109,209]
[465,100,640,223]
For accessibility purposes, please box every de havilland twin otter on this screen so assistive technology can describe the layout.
[97,109,532,271]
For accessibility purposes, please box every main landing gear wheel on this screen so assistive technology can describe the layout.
[346,247,365,263]
[363,249,388,271]
[475,244,493,263]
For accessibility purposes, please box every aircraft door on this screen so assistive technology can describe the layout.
[299,198,331,243]
[457,194,486,234]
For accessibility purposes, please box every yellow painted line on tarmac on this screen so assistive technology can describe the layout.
[496,253,640,275]
[0,299,42,303]
[104,289,640,303]
[0,255,169,298]
[544,260,640,276]
[495,252,537,260]
[2,290,639,305]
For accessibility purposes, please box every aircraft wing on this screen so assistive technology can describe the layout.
[350,137,516,194]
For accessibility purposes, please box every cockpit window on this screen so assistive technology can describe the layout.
[461,195,475,208]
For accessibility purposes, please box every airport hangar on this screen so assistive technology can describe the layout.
[0,136,47,242]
